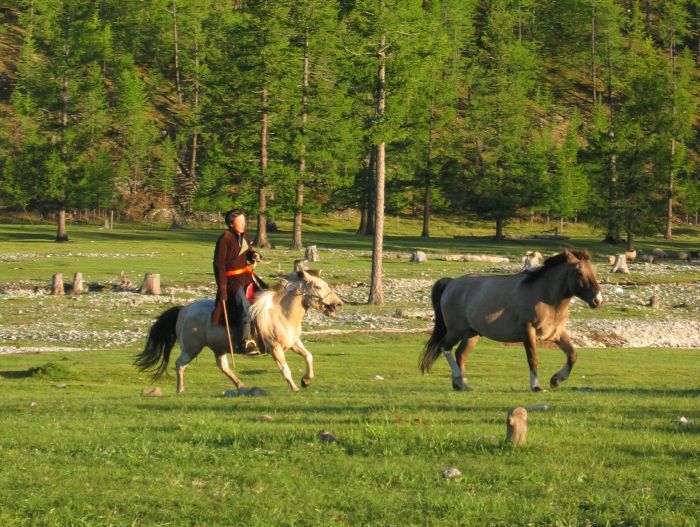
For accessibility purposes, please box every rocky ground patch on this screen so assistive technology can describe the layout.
[1,261,698,354]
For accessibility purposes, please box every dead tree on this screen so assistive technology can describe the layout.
[305,245,319,262]
[610,254,629,274]
[139,273,161,295]
[71,272,84,295]
[506,407,528,446]
[51,273,64,296]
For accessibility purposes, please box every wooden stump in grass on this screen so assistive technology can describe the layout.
[506,407,528,446]
[294,259,309,272]
[139,273,161,295]
[71,272,84,295]
[51,273,64,295]
[305,245,319,262]
[114,271,133,291]
[610,254,629,274]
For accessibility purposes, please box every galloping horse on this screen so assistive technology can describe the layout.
[419,249,603,392]
[135,270,343,393]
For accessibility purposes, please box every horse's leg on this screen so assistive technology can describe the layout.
[440,331,466,391]
[550,332,577,388]
[291,339,313,388]
[455,333,480,391]
[175,350,196,395]
[523,324,543,392]
[214,353,246,391]
[272,344,299,392]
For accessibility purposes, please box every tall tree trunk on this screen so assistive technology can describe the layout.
[368,32,386,306]
[56,205,68,242]
[626,231,634,252]
[172,2,182,105]
[495,216,504,241]
[591,0,597,106]
[292,30,309,251]
[421,106,434,238]
[357,153,371,235]
[665,41,676,240]
[57,17,70,243]
[173,38,199,226]
[255,86,271,249]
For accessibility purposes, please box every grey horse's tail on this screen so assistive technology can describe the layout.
[420,278,452,373]
[134,306,182,380]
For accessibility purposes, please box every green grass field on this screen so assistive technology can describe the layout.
[1,217,699,526]
[1,337,698,526]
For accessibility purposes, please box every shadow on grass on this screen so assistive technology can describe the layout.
[0,369,34,379]
[586,387,700,398]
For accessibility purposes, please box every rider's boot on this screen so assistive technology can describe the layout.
[242,322,261,355]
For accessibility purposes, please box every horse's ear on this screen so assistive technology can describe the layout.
[564,248,579,264]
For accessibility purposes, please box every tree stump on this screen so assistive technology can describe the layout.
[410,250,427,263]
[294,259,309,272]
[139,273,161,295]
[522,250,543,271]
[648,296,659,310]
[506,406,528,446]
[305,245,319,262]
[71,272,84,295]
[115,271,133,291]
[50,273,64,296]
[610,254,629,274]
[624,249,637,261]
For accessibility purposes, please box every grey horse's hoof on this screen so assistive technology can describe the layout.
[452,378,471,392]
[549,376,562,389]
[301,377,311,388]
[531,385,546,393]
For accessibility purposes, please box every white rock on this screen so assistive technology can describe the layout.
[373,375,384,381]
[442,468,462,479]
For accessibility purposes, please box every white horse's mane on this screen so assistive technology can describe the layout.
[250,281,303,350]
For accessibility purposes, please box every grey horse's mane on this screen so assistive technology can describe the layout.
[522,249,591,283]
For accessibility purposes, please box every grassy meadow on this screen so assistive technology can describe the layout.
[1,216,699,526]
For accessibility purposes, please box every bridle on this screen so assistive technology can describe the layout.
[296,282,336,312]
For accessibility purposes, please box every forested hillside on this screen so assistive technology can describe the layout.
[0,0,698,246]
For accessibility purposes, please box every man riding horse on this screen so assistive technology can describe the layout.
[211,208,263,355]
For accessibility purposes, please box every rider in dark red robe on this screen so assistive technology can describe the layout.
[211,208,261,354]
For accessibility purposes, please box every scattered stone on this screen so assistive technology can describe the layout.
[259,414,273,421]
[526,403,550,412]
[652,248,667,258]
[444,254,509,264]
[318,430,339,443]
[373,375,384,381]
[54,383,67,389]
[506,406,528,446]
[30,401,37,408]
[677,416,691,426]
[441,467,462,479]
[411,251,427,264]
[142,387,163,397]
[576,387,594,393]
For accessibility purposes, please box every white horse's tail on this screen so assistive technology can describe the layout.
[134,306,182,380]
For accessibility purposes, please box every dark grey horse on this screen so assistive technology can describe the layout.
[420,249,603,392]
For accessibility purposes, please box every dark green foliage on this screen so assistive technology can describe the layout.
[0,0,698,240]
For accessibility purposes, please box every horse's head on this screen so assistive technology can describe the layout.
[295,270,344,317]
[564,249,603,308]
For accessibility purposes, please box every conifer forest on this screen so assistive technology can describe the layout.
[0,0,698,245]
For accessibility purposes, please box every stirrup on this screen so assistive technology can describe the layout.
[244,339,261,356]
